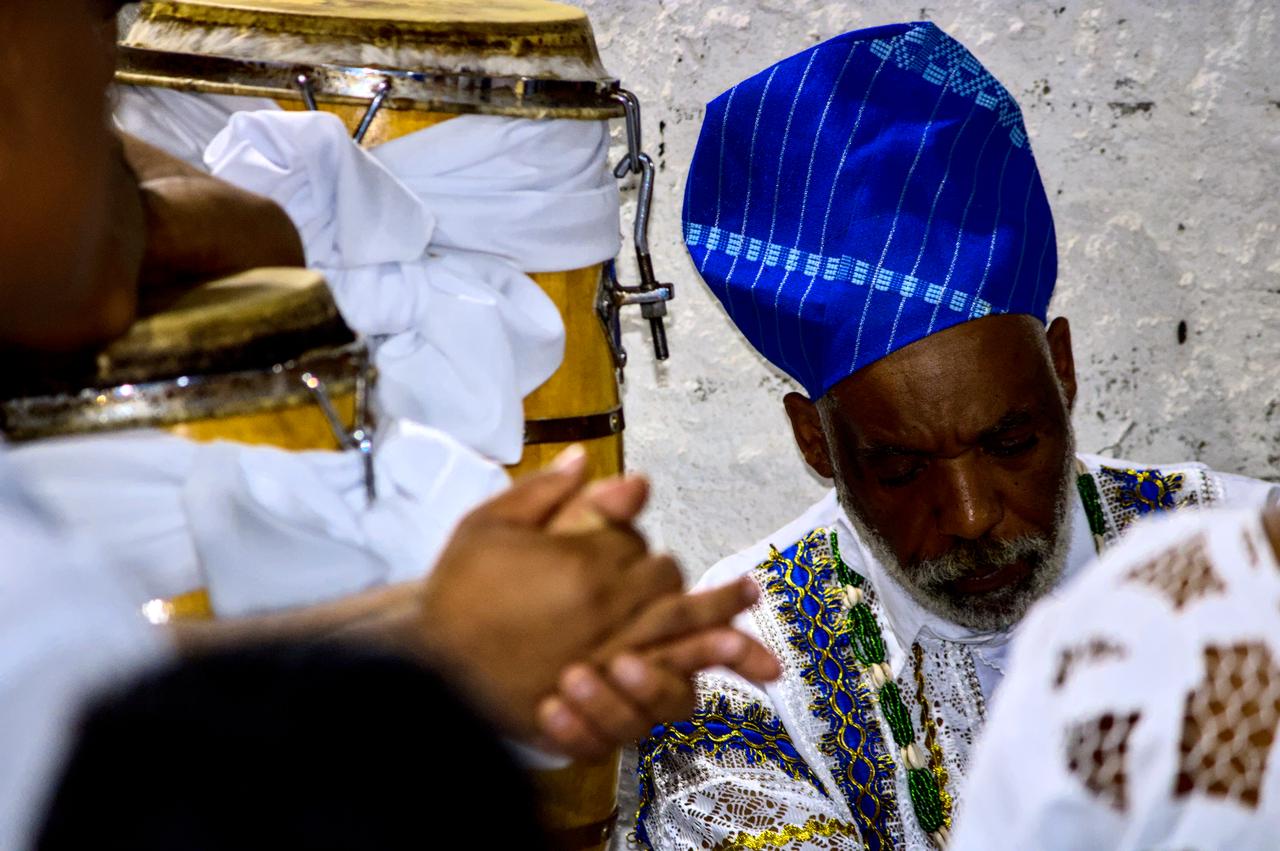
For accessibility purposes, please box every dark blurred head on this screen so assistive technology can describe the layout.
[785,314,1079,632]
[37,641,550,851]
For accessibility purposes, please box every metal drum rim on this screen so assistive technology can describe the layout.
[0,341,366,443]
[115,46,626,119]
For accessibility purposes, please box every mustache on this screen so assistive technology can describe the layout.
[909,535,1054,590]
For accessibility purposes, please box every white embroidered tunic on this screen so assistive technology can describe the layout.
[952,506,1280,851]
[635,454,1279,850]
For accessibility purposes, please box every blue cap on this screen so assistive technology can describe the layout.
[684,22,1056,399]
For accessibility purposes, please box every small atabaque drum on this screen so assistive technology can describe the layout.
[0,268,375,620]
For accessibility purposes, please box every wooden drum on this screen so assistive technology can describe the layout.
[117,3,675,847]
[115,0,678,487]
[0,268,372,619]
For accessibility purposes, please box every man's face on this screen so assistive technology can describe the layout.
[786,314,1078,632]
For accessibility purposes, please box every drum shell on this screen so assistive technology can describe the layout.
[287,101,625,484]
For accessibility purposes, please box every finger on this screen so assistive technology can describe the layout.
[536,695,614,762]
[583,525,651,578]
[467,445,587,528]
[549,475,650,534]
[608,577,760,652]
[583,475,650,524]
[646,629,783,683]
[598,553,684,627]
[557,664,654,745]
[606,654,697,722]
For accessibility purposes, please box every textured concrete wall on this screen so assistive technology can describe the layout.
[577,0,1280,581]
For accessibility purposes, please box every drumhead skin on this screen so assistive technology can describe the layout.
[124,0,611,88]
[102,267,352,386]
[0,268,363,441]
[148,0,587,26]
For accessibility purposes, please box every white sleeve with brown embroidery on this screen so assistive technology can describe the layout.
[951,507,1280,851]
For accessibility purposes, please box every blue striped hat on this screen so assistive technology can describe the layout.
[684,22,1056,399]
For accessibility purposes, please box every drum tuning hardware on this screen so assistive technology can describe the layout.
[295,73,318,111]
[353,79,392,144]
[295,72,390,146]
[602,89,674,368]
[301,362,376,505]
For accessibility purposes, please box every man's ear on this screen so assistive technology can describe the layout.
[1046,316,1077,412]
[783,392,834,480]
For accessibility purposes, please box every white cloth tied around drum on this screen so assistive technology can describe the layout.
[201,107,621,464]
[7,418,508,618]
[114,86,279,169]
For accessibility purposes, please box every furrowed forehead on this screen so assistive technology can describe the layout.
[826,316,1056,449]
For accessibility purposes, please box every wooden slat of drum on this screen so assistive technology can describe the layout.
[522,265,620,419]
[167,392,355,451]
[275,99,455,148]
[532,750,622,850]
[509,433,623,482]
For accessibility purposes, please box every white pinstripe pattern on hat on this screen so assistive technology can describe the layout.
[796,45,894,386]
[721,66,779,324]
[747,49,820,347]
[1030,226,1054,312]
[884,97,981,354]
[701,87,739,277]
[847,62,957,373]
[974,145,1016,305]
[1006,172,1039,311]
[775,46,861,375]
[927,117,1001,334]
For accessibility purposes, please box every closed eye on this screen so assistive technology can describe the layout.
[876,459,928,488]
[986,434,1039,458]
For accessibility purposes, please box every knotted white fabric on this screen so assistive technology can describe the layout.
[199,106,619,463]
[953,508,1280,851]
[9,419,507,618]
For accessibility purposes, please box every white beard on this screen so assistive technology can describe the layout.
[835,440,1077,634]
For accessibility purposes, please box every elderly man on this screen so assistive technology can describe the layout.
[635,21,1279,851]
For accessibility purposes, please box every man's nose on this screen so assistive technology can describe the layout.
[934,456,1003,541]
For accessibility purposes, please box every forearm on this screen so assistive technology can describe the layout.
[122,133,305,289]
[135,176,306,287]
[168,582,422,657]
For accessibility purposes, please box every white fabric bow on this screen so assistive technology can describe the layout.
[8,419,508,617]
[203,107,620,463]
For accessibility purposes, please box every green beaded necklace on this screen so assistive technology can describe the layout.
[830,530,951,848]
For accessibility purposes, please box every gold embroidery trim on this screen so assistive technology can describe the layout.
[911,642,954,828]
[713,814,862,850]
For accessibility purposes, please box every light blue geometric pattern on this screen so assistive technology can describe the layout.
[687,222,994,321]
[869,24,1029,148]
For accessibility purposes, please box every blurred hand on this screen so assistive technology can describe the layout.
[415,447,683,742]
[527,458,783,758]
